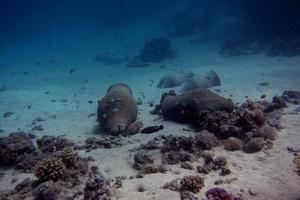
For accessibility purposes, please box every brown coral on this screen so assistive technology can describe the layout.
[0,132,35,164]
[35,157,66,182]
[180,176,204,193]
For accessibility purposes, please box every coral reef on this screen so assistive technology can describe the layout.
[256,124,277,141]
[37,135,74,153]
[34,156,66,182]
[224,137,242,151]
[82,136,122,151]
[180,176,204,193]
[242,137,265,153]
[127,37,176,67]
[33,180,61,200]
[0,132,35,164]
[282,90,300,104]
[205,187,232,200]
[84,175,112,200]
[194,130,219,150]
[133,151,166,175]
[97,83,138,135]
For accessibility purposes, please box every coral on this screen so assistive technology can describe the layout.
[282,90,300,104]
[37,135,74,153]
[163,150,194,165]
[34,157,66,182]
[163,179,181,192]
[33,180,61,200]
[127,37,176,67]
[243,137,265,153]
[133,152,153,170]
[256,124,277,141]
[195,130,219,150]
[138,38,176,63]
[224,137,242,151]
[84,175,112,200]
[205,187,232,200]
[0,132,35,164]
[180,176,204,193]
[16,151,43,172]
[180,191,199,200]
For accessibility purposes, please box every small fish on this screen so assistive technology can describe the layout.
[260,94,266,99]
[258,81,270,87]
[141,125,163,134]
[3,112,14,118]
[69,68,76,74]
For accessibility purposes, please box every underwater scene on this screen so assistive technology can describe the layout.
[1,0,300,199]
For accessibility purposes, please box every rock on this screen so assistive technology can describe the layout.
[127,121,143,135]
[157,71,194,88]
[161,88,234,123]
[195,130,219,150]
[180,71,221,93]
[224,137,242,151]
[243,137,265,153]
[97,83,138,135]
[256,124,277,141]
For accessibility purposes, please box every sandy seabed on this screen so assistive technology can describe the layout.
[0,23,300,199]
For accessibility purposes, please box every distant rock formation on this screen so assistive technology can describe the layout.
[127,37,176,67]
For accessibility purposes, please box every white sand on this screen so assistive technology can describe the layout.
[0,20,300,199]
